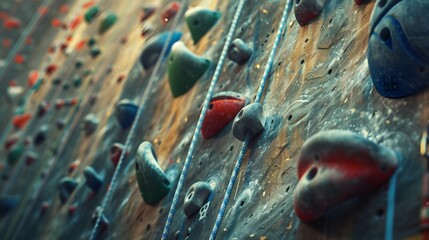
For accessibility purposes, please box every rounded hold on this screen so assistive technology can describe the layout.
[141,6,156,22]
[4,17,22,29]
[115,99,138,129]
[84,6,100,23]
[0,196,19,217]
[232,103,265,141]
[82,113,99,136]
[25,151,38,166]
[7,144,24,166]
[36,101,50,117]
[228,38,252,65]
[58,177,79,203]
[168,42,210,97]
[84,166,104,192]
[12,113,32,129]
[294,0,327,26]
[33,124,49,146]
[185,7,221,44]
[135,141,171,205]
[45,64,58,76]
[72,74,83,88]
[90,46,101,58]
[368,0,429,98]
[88,37,97,47]
[202,91,249,139]
[99,12,117,34]
[293,130,398,222]
[184,181,213,218]
[75,59,84,69]
[161,2,180,24]
[56,119,66,130]
[110,143,128,166]
[139,31,182,70]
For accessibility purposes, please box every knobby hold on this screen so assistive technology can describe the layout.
[135,141,171,205]
[184,181,213,218]
[84,166,104,192]
[25,151,38,166]
[110,143,129,166]
[161,1,180,24]
[88,37,97,47]
[202,91,249,139]
[82,113,99,136]
[368,0,429,98]
[168,42,210,97]
[232,103,265,141]
[185,7,221,44]
[84,6,100,23]
[115,99,138,129]
[228,38,253,65]
[12,113,32,129]
[90,46,101,58]
[7,144,24,166]
[293,130,398,222]
[99,12,117,34]
[294,0,327,26]
[36,101,50,117]
[139,31,182,70]
[0,196,19,217]
[58,177,79,203]
[33,124,49,146]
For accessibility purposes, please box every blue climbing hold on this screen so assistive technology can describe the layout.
[115,99,138,129]
[139,31,182,70]
[58,177,79,203]
[0,195,19,217]
[84,166,104,193]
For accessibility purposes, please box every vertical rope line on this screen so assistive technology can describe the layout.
[89,0,190,238]
[209,1,292,239]
[161,0,247,239]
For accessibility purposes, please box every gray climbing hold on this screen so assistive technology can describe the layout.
[58,177,79,203]
[232,103,265,141]
[228,38,252,65]
[82,113,99,136]
[33,124,49,146]
[183,181,213,218]
[84,166,104,192]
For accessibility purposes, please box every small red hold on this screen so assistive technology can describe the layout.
[68,160,80,173]
[4,134,20,150]
[45,64,58,76]
[48,46,56,54]
[82,0,95,9]
[116,73,126,83]
[8,80,17,87]
[25,151,38,166]
[4,17,22,29]
[60,42,68,52]
[110,143,128,166]
[51,18,63,28]
[12,113,32,129]
[75,39,86,50]
[14,54,25,64]
[38,6,48,16]
[55,99,65,110]
[201,92,248,139]
[2,38,12,48]
[59,4,69,14]
[25,37,33,45]
[161,2,180,24]
[41,201,50,214]
[28,70,39,88]
[68,204,78,216]
[69,15,82,30]
[37,101,50,117]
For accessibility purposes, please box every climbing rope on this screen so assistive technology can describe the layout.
[161,0,246,238]
[89,1,191,239]
[209,1,293,239]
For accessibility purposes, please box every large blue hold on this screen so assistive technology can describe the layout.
[0,195,19,217]
[139,31,182,70]
[115,99,138,129]
[368,0,429,98]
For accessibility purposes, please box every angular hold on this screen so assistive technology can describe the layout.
[168,42,210,97]
[139,31,182,70]
[115,99,138,129]
[202,92,249,139]
[0,196,19,217]
[232,103,265,141]
[58,177,79,203]
[82,113,99,136]
[33,125,49,146]
[294,0,327,26]
[99,12,117,34]
[184,181,213,218]
[7,144,24,166]
[185,7,221,44]
[293,130,398,222]
[161,2,180,24]
[368,0,429,98]
[84,166,104,192]
[135,141,171,205]
[111,143,129,166]
[84,6,100,23]
[228,38,252,65]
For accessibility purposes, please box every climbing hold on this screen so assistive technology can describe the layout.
[202,91,249,139]
[7,85,24,100]
[63,82,71,91]
[25,151,38,166]
[161,2,180,24]
[4,134,20,150]
[168,42,210,97]
[65,97,78,107]
[141,6,156,22]
[3,17,22,29]
[45,64,58,76]
[52,77,62,85]
[72,74,83,88]
[294,0,327,26]
[228,38,252,65]
[37,101,50,117]
[99,12,117,34]
[68,203,78,216]
[68,160,80,173]
[7,144,24,166]
[90,46,101,58]
[184,181,213,218]
[14,54,25,64]
[115,99,138,129]
[55,99,65,110]
[56,119,66,130]
[135,141,171,205]
[367,0,429,98]
[91,207,109,237]
[69,14,82,30]
[75,59,84,69]
[232,103,265,141]
[12,113,32,129]
[293,130,398,222]
[140,23,153,37]
[40,201,50,214]
[33,125,49,146]
[58,177,79,203]
[84,166,104,192]
[354,0,369,4]
[110,143,128,166]
[84,6,100,23]
[185,7,221,44]
[139,31,182,70]
[87,37,97,47]
[0,196,19,217]
[28,70,39,88]
[82,113,99,136]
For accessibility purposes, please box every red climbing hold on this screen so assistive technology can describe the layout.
[59,4,69,14]
[68,160,80,173]
[110,143,128,166]
[4,134,20,150]
[38,6,48,16]
[2,38,11,48]
[201,92,249,139]
[28,71,39,88]
[69,15,82,30]
[14,54,25,64]
[51,18,63,27]
[75,39,86,50]
[12,113,32,129]
[4,17,22,29]
[82,1,95,9]
[161,2,180,24]
[45,64,58,76]
[55,99,65,110]
[25,37,33,45]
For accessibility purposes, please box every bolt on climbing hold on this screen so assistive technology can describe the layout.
[228,38,252,65]
[33,124,49,146]
[115,99,138,130]
[82,113,99,136]
[84,166,104,193]
[58,177,79,204]
[110,143,128,166]
[185,7,221,44]
[294,0,327,26]
[161,2,180,24]
[84,6,100,23]
[139,31,182,70]
[99,12,117,34]
[232,103,266,141]
[184,181,213,218]
[7,144,24,166]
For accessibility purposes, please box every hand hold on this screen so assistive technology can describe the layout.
[294,0,327,26]
[135,141,171,205]
[84,166,104,193]
[368,0,429,98]
[33,124,49,146]
[0,195,19,217]
[110,143,128,166]
[139,31,182,70]
[7,144,24,166]
[293,130,398,222]
[141,6,156,22]
[99,12,117,34]
[82,113,99,136]
[25,151,38,166]
[84,6,100,23]
[115,99,138,129]
[36,101,49,117]
[168,42,210,97]
[161,2,180,24]
[58,177,79,203]
[90,46,101,58]
[202,91,249,139]
[232,103,265,141]
[12,113,32,129]
[183,181,213,218]
[185,7,221,44]
[228,38,252,65]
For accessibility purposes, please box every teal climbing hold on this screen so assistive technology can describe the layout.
[90,46,101,58]
[99,12,117,34]
[8,144,24,166]
[84,6,100,23]
[72,74,83,87]
[168,41,210,97]
[87,37,97,47]
[135,141,171,205]
[185,7,221,44]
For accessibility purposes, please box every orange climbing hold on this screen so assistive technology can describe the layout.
[12,113,32,129]
[75,39,86,50]
[4,17,22,29]
[59,4,69,14]
[28,71,39,88]
[82,1,95,9]
[161,2,180,24]
[14,54,25,64]
[51,18,63,27]
[69,15,82,30]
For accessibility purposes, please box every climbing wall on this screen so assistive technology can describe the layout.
[0,0,428,239]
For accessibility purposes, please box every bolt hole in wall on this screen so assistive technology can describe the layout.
[380,27,391,42]
[286,186,291,193]
[307,167,318,181]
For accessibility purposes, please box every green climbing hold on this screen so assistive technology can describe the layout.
[99,12,117,34]
[8,144,24,166]
[87,37,97,47]
[83,69,92,76]
[84,6,100,23]
[168,41,210,97]
[90,46,101,58]
[185,7,221,44]
[72,74,82,87]
[75,59,84,69]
